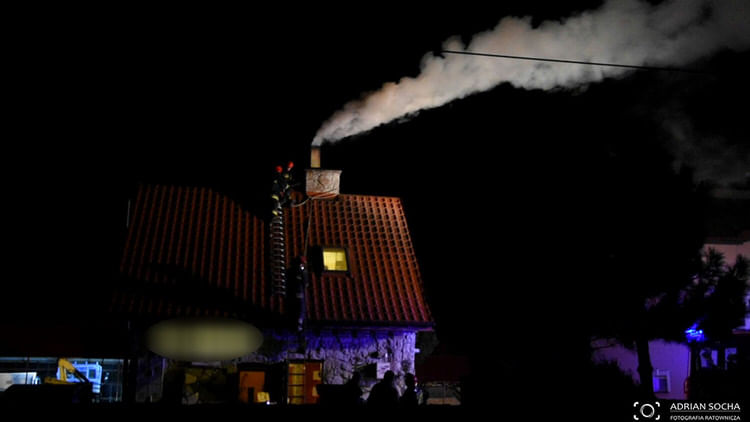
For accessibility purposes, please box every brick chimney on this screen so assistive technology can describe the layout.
[306,146,341,199]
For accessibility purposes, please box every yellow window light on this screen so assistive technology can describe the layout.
[323,248,348,271]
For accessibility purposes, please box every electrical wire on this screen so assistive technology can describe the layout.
[303,200,313,257]
[291,197,311,208]
[441,50,709,74]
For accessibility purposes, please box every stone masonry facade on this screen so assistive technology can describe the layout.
[236,328,417,395]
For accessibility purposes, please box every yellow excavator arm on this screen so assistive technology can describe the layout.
[44,358,91,385]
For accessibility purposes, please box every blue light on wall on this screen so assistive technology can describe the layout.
[684,323,705,343]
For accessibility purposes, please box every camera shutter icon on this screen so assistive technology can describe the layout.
[633,401,661,420]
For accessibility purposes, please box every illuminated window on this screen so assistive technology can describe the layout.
[322,248,348,271]
[653,369,670,393]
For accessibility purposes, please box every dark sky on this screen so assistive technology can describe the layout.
[8,2,749,351]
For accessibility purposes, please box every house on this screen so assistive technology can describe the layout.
[109,148,433,403]
[592,192,750,400]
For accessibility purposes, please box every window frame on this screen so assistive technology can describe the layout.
[652,369,671,394]
[320,246,350,273]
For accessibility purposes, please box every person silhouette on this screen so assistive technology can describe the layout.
[367,370,399,407]
[399,373,418,407]
[343,371,363,406]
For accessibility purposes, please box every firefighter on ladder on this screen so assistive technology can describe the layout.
[271,161,294,215]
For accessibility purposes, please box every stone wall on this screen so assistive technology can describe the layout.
[236,328,417,394]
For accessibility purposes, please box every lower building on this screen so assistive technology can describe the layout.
[592,231,750,400]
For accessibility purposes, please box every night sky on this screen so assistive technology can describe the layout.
[8,1,750,371]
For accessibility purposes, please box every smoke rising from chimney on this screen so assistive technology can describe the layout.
[312,0,750,146]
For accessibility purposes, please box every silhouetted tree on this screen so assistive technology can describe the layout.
[683,249,749,370]
[582,141,708,398]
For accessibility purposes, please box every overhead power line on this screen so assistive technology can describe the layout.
[441,50,708,74]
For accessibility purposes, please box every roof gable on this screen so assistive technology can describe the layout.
[116,184,432,326]
[287,194,431,324]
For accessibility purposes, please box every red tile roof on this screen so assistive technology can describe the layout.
[115,184,432,327]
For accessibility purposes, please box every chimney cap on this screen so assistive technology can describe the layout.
[311,146,321,169]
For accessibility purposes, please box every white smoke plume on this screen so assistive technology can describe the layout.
[662,116,750,186]
[313,0,750,145]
